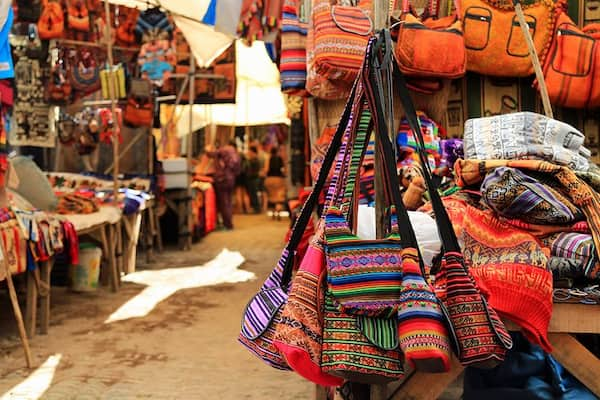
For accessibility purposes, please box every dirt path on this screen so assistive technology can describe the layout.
[0,214,312,399]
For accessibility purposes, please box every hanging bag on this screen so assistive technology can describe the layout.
[392,52,514,368]
[69,48,101,95]
[67,0,90,32]
[238,82,361,370]
[38,0,65,40]
[541,11,600,108]
[312,0,374,84]
[280,0,309,95]
[395,0,466,79]
[461,0,558,77]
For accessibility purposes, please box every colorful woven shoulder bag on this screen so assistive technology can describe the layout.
[238,82,361,370]
[393,54,514,368]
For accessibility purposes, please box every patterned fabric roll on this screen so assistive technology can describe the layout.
[463,112,590,171]
[482,167,583,225]
[541,232,600,279]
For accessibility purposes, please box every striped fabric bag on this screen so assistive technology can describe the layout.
[238,82,361,370]
[280,0,308,95]
[312,0,373,84]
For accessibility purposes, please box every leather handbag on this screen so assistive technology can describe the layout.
[239,82,361,370]
[280,0,308,95]
[393,55,514,368]
[462,0,558,77]
[38,0,65,40]
[312,0,374,84]
[542,11,600,108]
[395,0,466,79]
[123,97,153,127]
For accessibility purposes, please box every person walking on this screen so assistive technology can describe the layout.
[205,139,241,230]
[243,146,262,214]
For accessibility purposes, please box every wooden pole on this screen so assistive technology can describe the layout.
[513,0,553,118]
[103,0,120,204]
[2,244,33,368]
[185,52,196,250]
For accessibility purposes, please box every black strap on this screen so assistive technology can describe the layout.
[390,41,461,253]
[363,34,426,278]
[281,81,360,286]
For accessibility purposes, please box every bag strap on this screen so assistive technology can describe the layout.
[390,37,461,254]
[281,81,360,286]
[363,34,424,266]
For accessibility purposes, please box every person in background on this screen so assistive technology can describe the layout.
[234,148,249,213]
[263,146,287,220]
[244,146,262,214]
[205,139,241,230]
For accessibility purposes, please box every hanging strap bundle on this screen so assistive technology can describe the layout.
[389,31,514,368]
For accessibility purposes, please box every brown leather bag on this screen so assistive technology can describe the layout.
[462,0,559,77]
[396,0,466,79]
[542,11,600,108]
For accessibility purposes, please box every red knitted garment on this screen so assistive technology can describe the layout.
[461,205,554,352]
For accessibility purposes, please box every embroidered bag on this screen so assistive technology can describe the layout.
[312,0,374,84]
[123,97,153,127]
[69,48,101,96]
[116,6,139,46]
[38,0,65,40]
[272,234,344,386]
[541,11,600,108]
[239,82,361,370]
[393,55,514,368]
[461,0,558,77]
[280,0,308,95]
[395,0,466,79]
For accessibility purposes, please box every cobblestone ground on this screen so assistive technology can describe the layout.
[0,214,313,399]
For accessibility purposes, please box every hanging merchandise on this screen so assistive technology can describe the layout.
[115,6,139,46]
[37,0,65,40]
[69,47,101,96]
[541,11,600,108]
[16,0,42,23]
[396,111,442,168]
[395,0,466,79]
[98,107,122,144]
[238,79,360,372]
[280,0,308,95]
[124,78,154,127]
[100,64,127,99]
[272,234,344,387]
[138,39,174,87]
[464,112,591,172]
[312,0,373,84]
[46,50,72,105]
[66,0,90,32]
[461,0,559,77]
[11,49,55,148]
[135,7,173,43]
[389,33,514,368]
[74,108,99,156]
[57,111,77,145]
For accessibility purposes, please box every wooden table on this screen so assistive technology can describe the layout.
[315,303,600,399]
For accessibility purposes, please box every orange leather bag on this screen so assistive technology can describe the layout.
[38,0,65,40]
[462,0,558,77]
[395,2,466,79]
[542,11,600,108]
[67,0,90,32]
